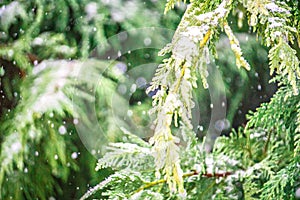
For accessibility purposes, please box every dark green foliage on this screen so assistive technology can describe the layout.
[0,0,182,198]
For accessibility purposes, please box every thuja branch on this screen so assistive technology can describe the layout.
[147,0,235,195]
[132,170,233,194]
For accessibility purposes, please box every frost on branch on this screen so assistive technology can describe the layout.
[245,0,299,94]
[223,21,250,71]
[146,0,236,195]
[164,0,186,14]
[81,0,300,198]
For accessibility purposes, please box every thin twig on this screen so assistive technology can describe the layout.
[173,64,187,93]
[263,129,272,157]
[132,170,232,195]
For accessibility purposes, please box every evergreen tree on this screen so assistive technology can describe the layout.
[81,0,300,199]
[0,0,299,199]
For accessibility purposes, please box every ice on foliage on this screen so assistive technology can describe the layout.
[32,37,44,46]
[85,2,98,20]
[249,131,266,139]
[172,36,198,64]
[195,0,229,25]
[268,17,284,28]
[265,2,289,14]
[147,1,235,195]
[0,2,26,31]
[11,140,22,153]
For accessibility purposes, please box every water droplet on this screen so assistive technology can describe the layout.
[203,82,209,89]
[136,77,147,88]
[117,50,122,57]
[127,110,133,117]
[49,112,54,118]
[144,53,150,59]
[257,84,262,91]
[114,63,127,74]
[58,125,67,135]
[73,118,79,124]
[118,84,127,94]
[71,152,78,159]
[144,38,152,46]
[215,119,230,131]
[7,49,14,57]
[0,67,4,76]
[197,125,204,131]
[130,84,137,93]
[11,141,22,153]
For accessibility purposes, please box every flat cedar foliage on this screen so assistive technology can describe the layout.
[0,0,299,199]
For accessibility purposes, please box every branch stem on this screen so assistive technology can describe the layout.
[132,170,232,194]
